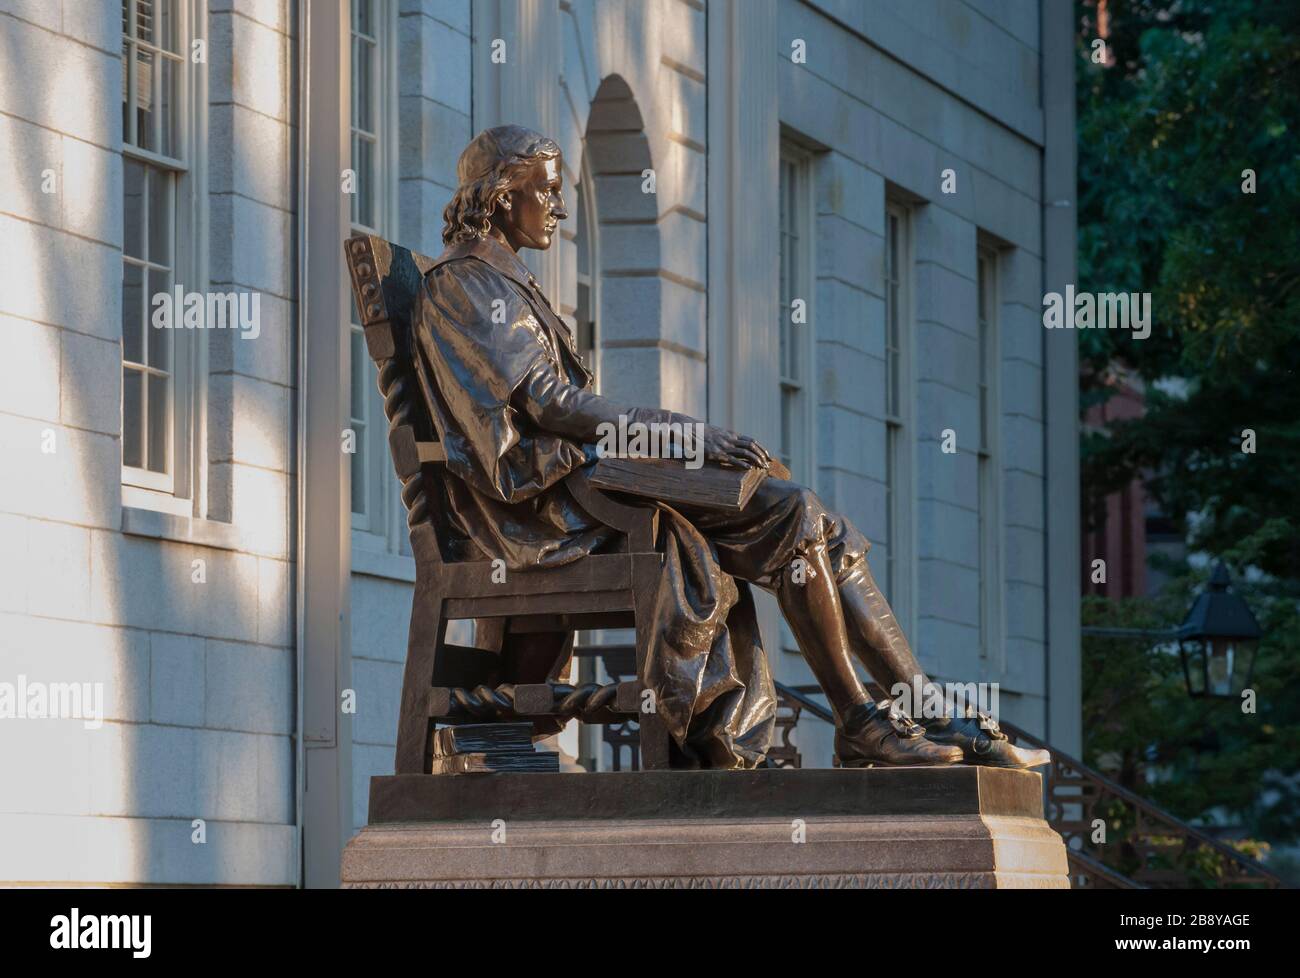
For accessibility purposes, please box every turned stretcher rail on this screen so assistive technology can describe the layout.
[428,680,642,724]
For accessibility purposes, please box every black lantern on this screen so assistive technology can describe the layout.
[1177,562,1262,699]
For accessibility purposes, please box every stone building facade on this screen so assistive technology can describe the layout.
[0,0,1078,886]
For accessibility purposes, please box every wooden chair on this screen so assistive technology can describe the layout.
[344,233,671,773]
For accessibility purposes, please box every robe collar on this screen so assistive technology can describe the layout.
[434,233,588,379]
[438,234,549,302]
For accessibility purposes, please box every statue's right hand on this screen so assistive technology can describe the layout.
[701,425,770,469]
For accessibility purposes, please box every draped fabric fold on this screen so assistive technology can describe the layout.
[641,506,776,768]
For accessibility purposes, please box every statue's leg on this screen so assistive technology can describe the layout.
[693,476,930,697]
[836,559,930,694]
[836,534,1050,768]
[692,478,1047,768]
[687,479,960,767]
[771,537,870,721]
[774,536,961,767]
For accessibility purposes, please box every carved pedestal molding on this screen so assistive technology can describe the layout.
[342,768,1070,889]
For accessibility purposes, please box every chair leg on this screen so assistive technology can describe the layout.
[395,588,447,774]
[632,555,672,770]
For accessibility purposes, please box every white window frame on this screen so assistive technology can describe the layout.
[883,201,915,636]
[348,0,402,556]
[120,0,207,518]
[777,141,816,488]
[977,245,1005,668]
[775,141,818,654]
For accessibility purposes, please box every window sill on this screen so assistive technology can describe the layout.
[122,483,193,518]
[351,545,416,583]
[121,505,245,554]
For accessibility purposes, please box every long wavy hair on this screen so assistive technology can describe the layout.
[442,126,562,245]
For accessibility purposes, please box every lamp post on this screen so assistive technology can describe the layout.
[1081,561,1263,700]
[1176,562,1262,700]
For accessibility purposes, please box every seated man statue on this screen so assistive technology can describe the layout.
[412,124,1048,771]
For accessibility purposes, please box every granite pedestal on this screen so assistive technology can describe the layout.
[341,767,1070,888]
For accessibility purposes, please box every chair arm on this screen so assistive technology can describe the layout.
[566,472,657,552]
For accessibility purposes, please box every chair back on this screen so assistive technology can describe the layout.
[344,233,450,559]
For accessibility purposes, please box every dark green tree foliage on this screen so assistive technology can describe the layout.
[1077,0,1300,864]
[1078,0,1299,579]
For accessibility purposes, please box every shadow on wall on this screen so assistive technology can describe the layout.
[0,10,295,884]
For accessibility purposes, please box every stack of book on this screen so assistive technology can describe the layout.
[428,722,560,774]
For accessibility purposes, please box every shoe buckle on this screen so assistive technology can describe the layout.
[879,698,924,738]
[961,704,1006,740]
[975,710,1007,741]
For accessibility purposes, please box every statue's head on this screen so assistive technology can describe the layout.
[442,125,567,251]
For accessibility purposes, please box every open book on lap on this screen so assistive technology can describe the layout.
[587,456,792,514]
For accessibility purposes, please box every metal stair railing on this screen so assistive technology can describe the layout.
[986,712,1283,889]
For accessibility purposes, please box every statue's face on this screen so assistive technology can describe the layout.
[496,157,567,251]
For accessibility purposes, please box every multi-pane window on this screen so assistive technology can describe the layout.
[883,204,912,622]
[122,0,183,158]
[348,0,397,542]
[977,248,1002,663]
[121,0,189,493]
[350,0,382,232]
[778,144,815,653]
[777,145,812,483]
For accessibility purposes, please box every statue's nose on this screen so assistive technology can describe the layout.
[552,203,569,220]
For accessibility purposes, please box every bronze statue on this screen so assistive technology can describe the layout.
[411,125,1048,770]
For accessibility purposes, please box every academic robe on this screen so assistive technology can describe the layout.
[410,234,776,769]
